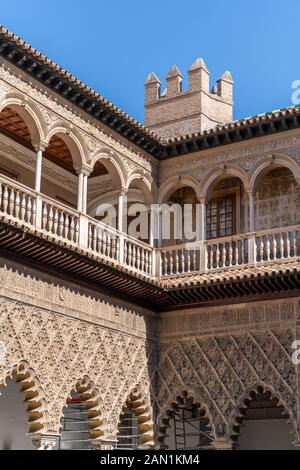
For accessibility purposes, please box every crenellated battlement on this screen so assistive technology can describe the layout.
[144,59,233,140]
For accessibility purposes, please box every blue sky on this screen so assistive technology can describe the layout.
[0,0,299,123]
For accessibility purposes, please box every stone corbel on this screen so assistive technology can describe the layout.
[31,433,60,450]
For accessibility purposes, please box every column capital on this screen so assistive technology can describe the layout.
[75,164,93,177]
[119,187,128,197]
[31,432,60,450]
[34,141,48,153]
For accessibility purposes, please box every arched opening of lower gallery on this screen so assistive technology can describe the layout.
[0,377,35,450]
[115,407,141,450]
[162,394,214,450]
[233,387,295,450]
[57,389,91,450]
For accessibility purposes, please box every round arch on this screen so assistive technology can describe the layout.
[157,388,215,450]
[249,153,300,192]
[0,94,46,147]
[228,382,299,447]
[199,164,250,201]
[45,124,87,170]
[90,149,126,189]
[158,175,200,204]
[126,172,154,205]
[0,360,48,435]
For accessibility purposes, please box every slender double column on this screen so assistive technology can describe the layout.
[118,189,128,264]
[76,168,91,249]
[197,197,207,271]
[247,191,256,264]
[77,170,89,214]
[34,143,47,229]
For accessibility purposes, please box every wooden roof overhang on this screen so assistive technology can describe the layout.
[1,220,299,312]
[2,26,300,161]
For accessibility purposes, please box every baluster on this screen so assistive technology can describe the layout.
[260,237,264,262]
[8,187,15,215]
[280,233,284,259]
[111,235,116,259]
[229,242,233,267]
[216,244,220,268]
[58,211,64,237]
[170,251,174,274]
[253,237,257,264]
[266,236,271,261]
[20,194,27,222]
[75,217,79,244]
[0,182,2,211]
[42,203,48,230]
[127,242,132,267]
[107,232,111,258]
[69,216,75,243]
[47,205,53,233]
[187,251,191,273]
[222,244,226,268]
[241,239,245,264]
[32,198,37,226]
[164,252,168,275]
[181,250,185,273]
[286,232,291,258]
[148,250,152,275]
[64,213,70,240]
[14,191,21,219]
[293,231,297,257]
[26,196,32,224]
[116,237,120,261]
[210,246,214,270]
[2,185,8,214]
[98,228,104,254]
[234,241,238,265]
[272,234,277,260]
[88,225,93,250]
[140,248,145,272]
[175,250,179,274]
[103,231,108,256]
[49,204,58,235]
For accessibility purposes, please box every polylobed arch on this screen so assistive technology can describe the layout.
[0,360,47,435]
[157,389,215,449]
[59,376,107,444]
[90,150,126,189]
[199,164,250,202]
[249,153,300,192]
[158,175,200,204]
[228,382,299,446]
[0,95,46,148]
[116,387,155,449]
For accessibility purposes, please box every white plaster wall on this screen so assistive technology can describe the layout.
[239,420,295,450]
[0,379,34,450]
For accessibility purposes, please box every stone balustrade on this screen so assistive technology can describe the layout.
[1,174,299,280]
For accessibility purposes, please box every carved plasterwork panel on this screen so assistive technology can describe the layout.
[160,135,300,185]
[157,329,298,441]
[0,296,157,437]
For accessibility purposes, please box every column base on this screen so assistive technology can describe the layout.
[31,432,60,450]
[211,439,234,450]
[90,437,118,450]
